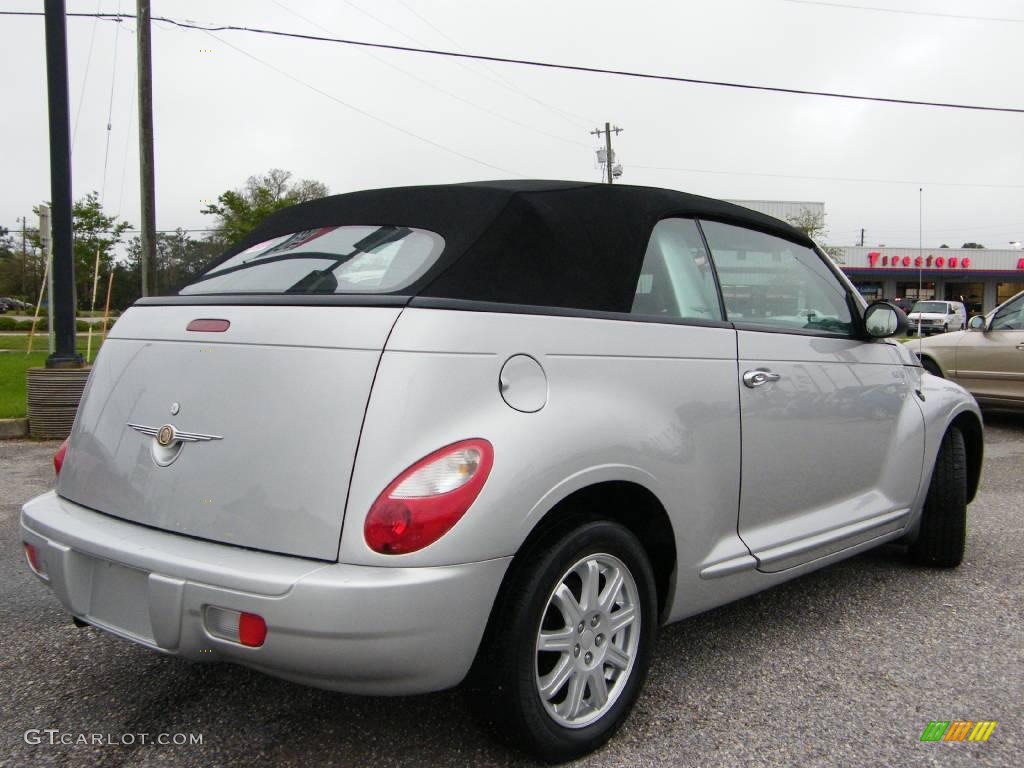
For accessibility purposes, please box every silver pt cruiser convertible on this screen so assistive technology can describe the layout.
[22,181,982,761]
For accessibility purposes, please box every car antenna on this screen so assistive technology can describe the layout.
[918,188,924,357]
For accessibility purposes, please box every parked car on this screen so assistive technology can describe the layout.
[21,181,983,762]
[889,297,914,314]
[0,296,29,311]
[915,289,1024,410]
[906,300,966,335]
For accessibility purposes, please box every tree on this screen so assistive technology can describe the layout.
[116,230,221,308]
[202,169,328,247]
[786,208,844,263]
[69,192,131,310]
[961,242,985,249]
[940,244,950,249]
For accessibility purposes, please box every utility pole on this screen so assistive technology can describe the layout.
[137,0,156,296]
[591,122,623,184]
[859,228,865,247]
[20,216,27,295]
[42,0,82,368]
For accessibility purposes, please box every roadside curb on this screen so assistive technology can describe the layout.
[0,418,29,439]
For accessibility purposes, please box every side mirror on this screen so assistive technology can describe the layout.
[864,300,907,338]
[968,315,987,331]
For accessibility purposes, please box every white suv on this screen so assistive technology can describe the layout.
[907,300,966,335]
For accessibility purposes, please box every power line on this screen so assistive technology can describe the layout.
[70,1,102,151]
[389,0,595,129]
[198,28,525,176]
[631,163,1024,190]
[4,10,1023,114]
[338,0,593,129]
[782,0,1024,23]
[99,2,121,204]
[270,1,589,150]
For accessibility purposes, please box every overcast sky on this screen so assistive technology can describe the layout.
[1,0,1022,251]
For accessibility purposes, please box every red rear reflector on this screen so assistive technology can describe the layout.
[186,318,230,332]
[238,613,267,647]
[24,543,45,575]
[53,438,69,476]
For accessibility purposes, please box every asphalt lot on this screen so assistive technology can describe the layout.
[2,416,1021,768]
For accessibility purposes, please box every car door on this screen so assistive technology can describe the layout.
[954,293,1024,406]
[699,221,925,572]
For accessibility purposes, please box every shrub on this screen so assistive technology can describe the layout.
[0,317,17,331]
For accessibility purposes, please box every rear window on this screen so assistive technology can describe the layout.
[180,225,445,295]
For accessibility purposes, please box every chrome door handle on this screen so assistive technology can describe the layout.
[743,369,782,388]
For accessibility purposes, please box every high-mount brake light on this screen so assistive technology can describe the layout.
[53,438,69,476]
[186,318,230,332]
[365,439,494,555]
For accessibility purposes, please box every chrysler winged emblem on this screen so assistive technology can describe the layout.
[127,423,223,444]
[127,422,223,466]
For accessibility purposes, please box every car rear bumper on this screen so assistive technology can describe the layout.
[20,491,510,695]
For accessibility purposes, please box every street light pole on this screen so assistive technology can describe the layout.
[137,0,157,296]
[42,0,82,368]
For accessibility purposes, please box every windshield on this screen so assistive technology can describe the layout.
[180,225,445,295]
[911,301,949,314]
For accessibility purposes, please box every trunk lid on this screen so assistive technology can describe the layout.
[58,304,400,560]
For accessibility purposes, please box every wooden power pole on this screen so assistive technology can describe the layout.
[590,123,623,184]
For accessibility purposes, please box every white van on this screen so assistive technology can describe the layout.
[907,300,966,335]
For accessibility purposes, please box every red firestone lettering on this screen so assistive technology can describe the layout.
[926,255,934,267]
[936,257,945,267]
[915,256,923,267]
[868,252,881,267]
[902,256,911,266]
[949,257,958,268]
[962,257,970,268]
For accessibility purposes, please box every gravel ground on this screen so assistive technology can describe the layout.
[1,414,1021,768]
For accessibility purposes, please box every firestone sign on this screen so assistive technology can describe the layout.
[868,252,972,270]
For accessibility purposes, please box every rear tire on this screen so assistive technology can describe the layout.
[474,520,658,763]
[909,427,967,568]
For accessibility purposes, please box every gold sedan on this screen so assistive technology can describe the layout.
[916,290,1024,410]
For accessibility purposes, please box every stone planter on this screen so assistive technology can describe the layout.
[26,366,92,440]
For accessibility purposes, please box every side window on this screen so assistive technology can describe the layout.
[632,218,722,321]
[700,220,853,336]
[991,295,1024,331]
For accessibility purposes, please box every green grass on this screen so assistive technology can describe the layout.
[0,336,104,419]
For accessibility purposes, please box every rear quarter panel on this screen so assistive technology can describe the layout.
[338,308,743,592]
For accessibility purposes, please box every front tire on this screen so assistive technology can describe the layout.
[909,427,967,567]
[920,357,943,378]
[478,520,658,762]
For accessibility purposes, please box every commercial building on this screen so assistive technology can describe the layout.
[838,246,1024,315]
[729,199,1022,315]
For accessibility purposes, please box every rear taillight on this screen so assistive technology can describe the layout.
[365,439,494,555]
[53,438,69,476]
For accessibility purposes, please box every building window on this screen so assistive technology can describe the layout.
[897,282,935,302]
[997,282,1024,306]
[852,281,882,301]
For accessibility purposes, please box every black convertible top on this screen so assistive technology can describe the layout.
[193,180,816,313]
